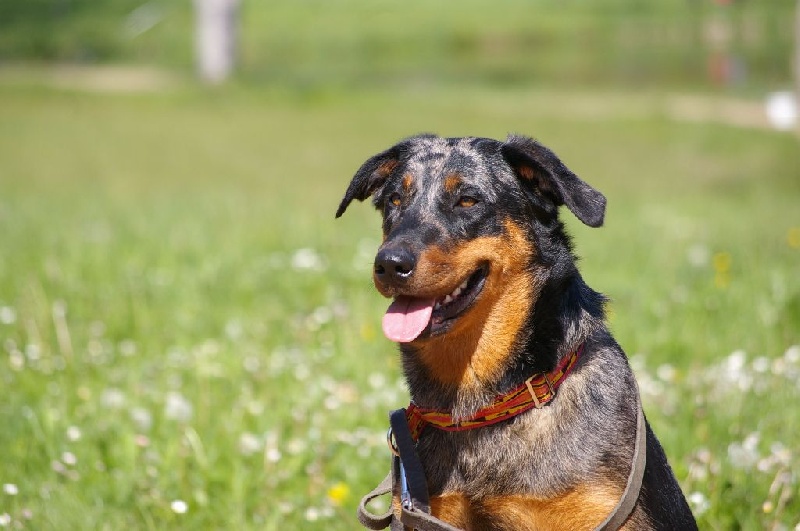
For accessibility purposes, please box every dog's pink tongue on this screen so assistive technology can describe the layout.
[382,296,435,343]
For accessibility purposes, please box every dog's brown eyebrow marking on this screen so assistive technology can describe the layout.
[402,173,414,192]
[444,173,462,193]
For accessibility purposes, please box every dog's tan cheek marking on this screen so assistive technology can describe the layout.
[477,483,624,531]
[414,219,541,388]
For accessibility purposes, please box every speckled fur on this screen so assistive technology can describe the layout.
[337,134,697,530]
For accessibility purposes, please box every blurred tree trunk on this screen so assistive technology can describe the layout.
[194,0,239,84]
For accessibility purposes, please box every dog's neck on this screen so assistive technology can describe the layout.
[399,272,605,419]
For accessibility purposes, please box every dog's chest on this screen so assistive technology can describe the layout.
[417,419,560,497]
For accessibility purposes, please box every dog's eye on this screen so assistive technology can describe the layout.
[456,196,478,208]
[389,193,402,207]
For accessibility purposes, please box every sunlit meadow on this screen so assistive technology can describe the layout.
[0,79,798,530]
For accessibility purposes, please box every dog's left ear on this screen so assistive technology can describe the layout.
[335,143,405,218]
[501,134,606,227]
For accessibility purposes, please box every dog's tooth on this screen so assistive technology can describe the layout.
[443,295,453,305]
[460,279,469,290]
[452,287,462,298]
[434,301,441,310]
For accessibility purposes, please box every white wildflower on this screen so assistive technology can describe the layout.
[131,407,153,431]
[785,345,800,364]
[2,484,18,496]
[368,372,386,389]
[118,340,137,357]
[238,432,262,456]
[291,248,325,271]
[0,306,16,325]
[66,426,82,442]
[265,447,282,464]
[0,513,10,527]
[687,491,709,515]
[170,500,188,514]
[752,356,770,373]
[305,506,320,522]
[286,438,308,455]
[61,452,77,466]
[686,244,710,267]
[164,392,193,422]
[656,364,676,383]
[100,388,126,409]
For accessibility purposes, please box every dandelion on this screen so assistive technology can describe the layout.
[787,227,800,249]
[170,500,188,514]
[2,484,18,496]
[327,482,350,506]
[712,251,731,289]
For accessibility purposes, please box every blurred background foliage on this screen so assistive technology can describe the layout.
[0,0,796,94]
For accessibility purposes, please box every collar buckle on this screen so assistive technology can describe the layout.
[524,373,555,409]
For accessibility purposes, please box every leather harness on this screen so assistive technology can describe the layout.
[357,346,648,531]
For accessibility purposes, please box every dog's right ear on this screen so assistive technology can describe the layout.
[335,144,404,218]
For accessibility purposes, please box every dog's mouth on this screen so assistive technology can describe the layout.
[382,264,489,343]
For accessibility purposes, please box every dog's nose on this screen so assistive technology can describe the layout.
[374,247,416,282]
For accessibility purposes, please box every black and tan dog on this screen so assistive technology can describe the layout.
[336,134,697,530]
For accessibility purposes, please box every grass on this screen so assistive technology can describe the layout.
[0,81,798,530]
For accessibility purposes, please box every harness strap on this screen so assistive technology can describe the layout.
[358,382,649,531]
[357,472,393,530]
[595,386,647,531]
[389,409,430,514]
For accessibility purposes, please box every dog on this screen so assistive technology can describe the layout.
[336,134,697,530]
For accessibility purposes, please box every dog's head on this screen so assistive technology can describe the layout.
[337,134,605,385]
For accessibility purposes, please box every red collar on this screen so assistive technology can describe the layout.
[405,343,584,441]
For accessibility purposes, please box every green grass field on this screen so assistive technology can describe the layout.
[0,77,799,529]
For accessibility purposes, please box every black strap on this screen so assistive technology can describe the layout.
[389,408,430,513]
